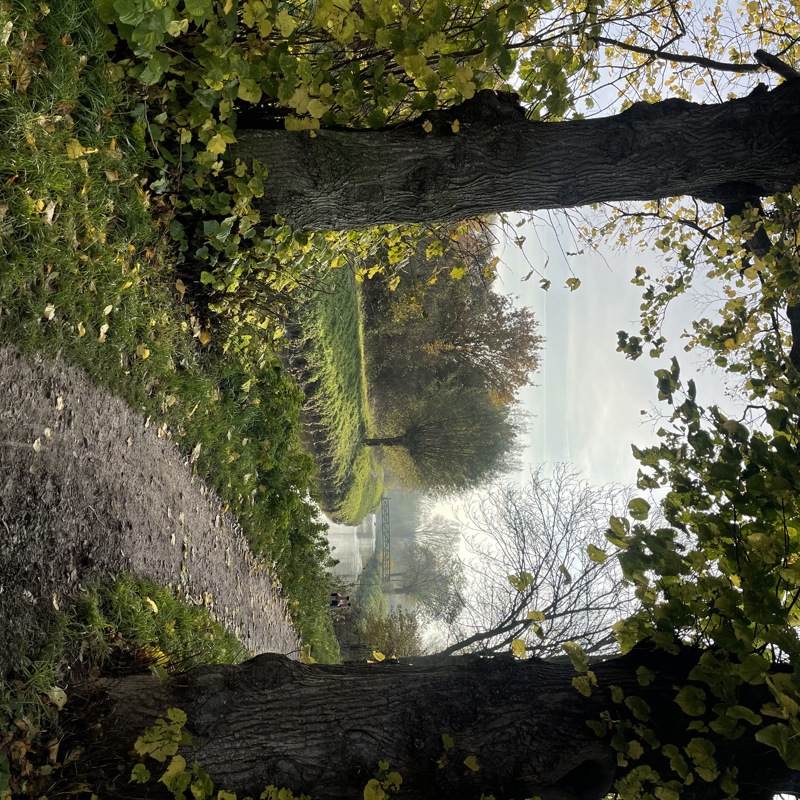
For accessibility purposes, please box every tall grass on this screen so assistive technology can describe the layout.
[293,268,383,525]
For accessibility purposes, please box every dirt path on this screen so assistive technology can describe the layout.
[0,347,299,672]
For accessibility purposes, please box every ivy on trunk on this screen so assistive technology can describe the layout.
[102,647,799,800]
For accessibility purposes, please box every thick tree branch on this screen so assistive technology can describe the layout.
[595,35,762,73]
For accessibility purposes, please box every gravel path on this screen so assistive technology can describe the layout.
[0,347,299,672]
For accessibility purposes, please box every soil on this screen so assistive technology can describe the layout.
[0,347,299,673]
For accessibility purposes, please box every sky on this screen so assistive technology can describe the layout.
[493,215,738,489]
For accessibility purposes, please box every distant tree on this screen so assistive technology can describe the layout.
[441,465,635,660]
[386,539,466,624]
[413,513,461,554]
[417,290,541,404]
[365,258,541,407]
[364,381,521,493]
[361,608,425,657]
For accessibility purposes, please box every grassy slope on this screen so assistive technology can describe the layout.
[294,267,384,525]
[0,0,338,656]
[0,575,249,797]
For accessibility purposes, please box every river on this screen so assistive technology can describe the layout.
[322,514,377,584]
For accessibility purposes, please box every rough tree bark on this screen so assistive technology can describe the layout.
[102,648,799,800]
[234,81,800,231]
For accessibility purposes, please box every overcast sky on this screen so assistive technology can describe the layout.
[494,215,738,489]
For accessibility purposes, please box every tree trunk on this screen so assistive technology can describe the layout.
[234,81,800,231]
[364,435,407,447]
[101,650,798,800]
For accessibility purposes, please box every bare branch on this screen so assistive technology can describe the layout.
[596,35,762,74]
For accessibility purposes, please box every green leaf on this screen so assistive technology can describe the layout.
[138,51,171,85]
[636,666,655,686]
[442,733,454,752]
[627,498,651,520]
[463,755,480,772]
[684,738,718,782]
[627,740,644,759]
[674,686,706,717]
[755,723,800,769]
[185,0,213,21]
[130,763,151,784]
[586,544,607,562]
[624,695,651,721]
[726,705,761,725]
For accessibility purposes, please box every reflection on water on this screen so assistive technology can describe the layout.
[322,514,377,584]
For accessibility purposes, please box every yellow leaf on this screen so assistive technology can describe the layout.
[422,120,433,133]
[77,321,86,337]
[385,771,402,790]
[144,596,159,613]
[199,331,212,345]
[450,119,460,133]
[160,754,186,784]
[566,277,581,291]
[65,139,86,159]
[98,323,109,342]
[372,650,386,662]
[103,304,113,315]
[166,18,189,36]
[449,266,466,280]
[136,344,150,360]
[175,279,186,296]
[238,78,263,104]
[511,639,526,658]
[463,755,479,772]
[363,779,388,800]
[207,135,228,155]
[307,99,327,119]
[42,304,55,320]
[284,115,320,131]
[276,9,297,36]
[572,675,593,697]
[48,686,67,710]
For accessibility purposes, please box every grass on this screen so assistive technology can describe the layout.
[293,267,384,525]
[0,574,249,799]
[0,0,341,654]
